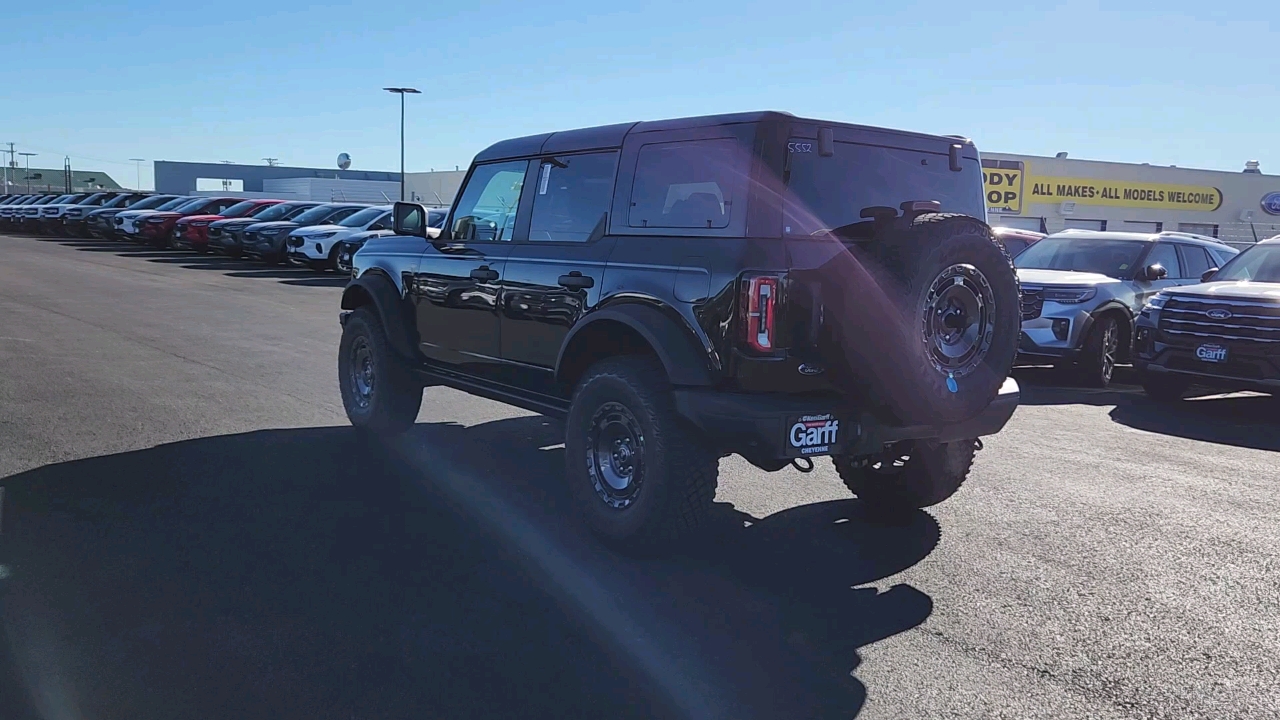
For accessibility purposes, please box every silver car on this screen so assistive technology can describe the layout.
[1014,230,1239,386]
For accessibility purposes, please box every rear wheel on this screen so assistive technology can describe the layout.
[1079,315,1121,388]
[834,439,977,517]
[565,356,718,550]
[338,307,423,436]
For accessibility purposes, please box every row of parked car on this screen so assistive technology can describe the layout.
[0,191,446,272]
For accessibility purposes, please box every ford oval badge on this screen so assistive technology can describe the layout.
[1262,191,1280,216]
[797,363,825,376]
[1206,308,1232,320]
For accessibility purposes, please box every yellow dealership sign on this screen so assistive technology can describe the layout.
[982,160,1024,214]
[1024,177,1223,211]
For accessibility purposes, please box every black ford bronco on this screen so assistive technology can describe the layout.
[337,111,1021,548]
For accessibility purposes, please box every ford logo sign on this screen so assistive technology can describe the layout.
[1206,308,1232,320]
[797,363,825,376]
[1263,191,1280,216]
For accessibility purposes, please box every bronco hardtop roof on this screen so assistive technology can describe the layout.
[474,111,976,163]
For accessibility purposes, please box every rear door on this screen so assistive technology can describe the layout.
[499,151,619,395]
[411,160,527,379]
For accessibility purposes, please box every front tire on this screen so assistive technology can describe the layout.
[338,307,423,436]
[1079,315,1121,388]
[565,356,718,549]
[834,439,977,517]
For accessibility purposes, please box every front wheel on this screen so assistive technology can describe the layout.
[1079,315,1121,388]
[338,307,423,436]
[565,356,718,549]
[834,439,977,517]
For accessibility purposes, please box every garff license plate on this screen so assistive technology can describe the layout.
[785,413,847,458]
[1195,343,1228,363]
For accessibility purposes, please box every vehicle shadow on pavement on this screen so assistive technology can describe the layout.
[406,414,942,719]
[1110,394,1280,451]
[0,428,661,720]
[1015,367,1280,451]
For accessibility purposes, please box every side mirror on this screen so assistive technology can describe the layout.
[392,201,427,238]
[368,223,386,232]
[1141,263,1168,281]
[1201,268,1218,282]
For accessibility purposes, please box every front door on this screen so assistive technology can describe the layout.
[412,159,529,378]
[500,152,620,395]
[1135,241,1185,308]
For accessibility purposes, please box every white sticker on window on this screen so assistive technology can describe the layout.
[538,163,552,195]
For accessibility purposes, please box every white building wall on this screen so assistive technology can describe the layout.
[404,170,465,207]
[261,178,402,203]
[982,152,1280,247]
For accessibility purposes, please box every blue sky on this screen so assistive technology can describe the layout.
[1,1,1274,189]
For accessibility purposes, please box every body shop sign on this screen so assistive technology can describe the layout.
[1026,177,1223,211]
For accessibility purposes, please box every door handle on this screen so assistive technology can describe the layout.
[469,266,499,282]
[558,271,594,290]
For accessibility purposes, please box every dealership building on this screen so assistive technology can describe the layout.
[982,153,1280,247]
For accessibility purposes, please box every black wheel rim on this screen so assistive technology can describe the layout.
[586,402,646,509]
[1101,322,1117,384]
[348,337,375,409]
[921,264,996,379]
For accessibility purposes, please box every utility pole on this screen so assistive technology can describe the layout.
[129,158,145,191]
[2,142,13,194]
[383,87,421,201]
[18,152,36,193]
[64,156,72,193]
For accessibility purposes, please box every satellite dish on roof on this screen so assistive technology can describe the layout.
[337,153,351,170]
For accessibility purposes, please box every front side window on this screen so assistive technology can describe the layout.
[450,160,528,241]
[1144,242,1181,278]
[1015,237,1147,279]
[221,201,261,218]
[292,205,342,225]
[629,139,741,229]
[529,152,617,242]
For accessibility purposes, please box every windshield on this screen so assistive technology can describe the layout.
[77,193,108,205]
[130,196,178,210]
[1213,244,1280,283]
[47,195,75,204]
[248,203,304,221]
[1014,237,1148,278]
[292,205,344,225]
[338,207,387,228]
[282,204,320,220]
[103,194,138,208]
[784,139,986,238]
[172,198,210,213]
[220,201,262,218]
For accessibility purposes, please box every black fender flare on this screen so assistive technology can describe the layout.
[1084,301,1136,355]
[340,273,418,361]
[555,304,715,388]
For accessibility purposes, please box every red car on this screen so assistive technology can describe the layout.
[172,199,282,253]
[136,197,244,248]
[992,226,1046,257]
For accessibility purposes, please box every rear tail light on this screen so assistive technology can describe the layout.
[742,274,780,353]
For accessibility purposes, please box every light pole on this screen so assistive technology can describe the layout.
[129,158,145,191]
[18,152,36,192]
[383,87,420,201]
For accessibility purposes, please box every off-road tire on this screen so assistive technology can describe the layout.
[868,214,1020,424]
[1140,373,1189,401]
[1079,315,1121,388]
[338,306,423,436]
[565,356,718,550]
[834,439,977,516]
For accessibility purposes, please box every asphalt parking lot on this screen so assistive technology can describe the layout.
[1,233,1277,719]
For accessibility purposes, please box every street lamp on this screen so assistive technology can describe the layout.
[18,152,36,192]
[129,158,145,191]
[383,87,420,201]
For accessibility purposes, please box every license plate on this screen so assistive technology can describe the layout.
[784,413,848,458]
[1196,343,1228,363]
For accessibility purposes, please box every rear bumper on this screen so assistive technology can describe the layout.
[672,377,1020,464]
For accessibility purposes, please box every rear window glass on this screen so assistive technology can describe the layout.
[783,140,986,238]
[628,139,742,229]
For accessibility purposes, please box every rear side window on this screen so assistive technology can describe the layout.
[1178,244,1212,279]
[530,151,617,242]
[628,139,740,229]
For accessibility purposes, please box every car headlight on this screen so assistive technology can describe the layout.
[1042,287,1097,304]
[1143,292,1170,312]
[307,232,337,240]
[261,227,284,236]
[190,221,209,227]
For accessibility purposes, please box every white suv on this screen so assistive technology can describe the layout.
[286,204,391,270]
